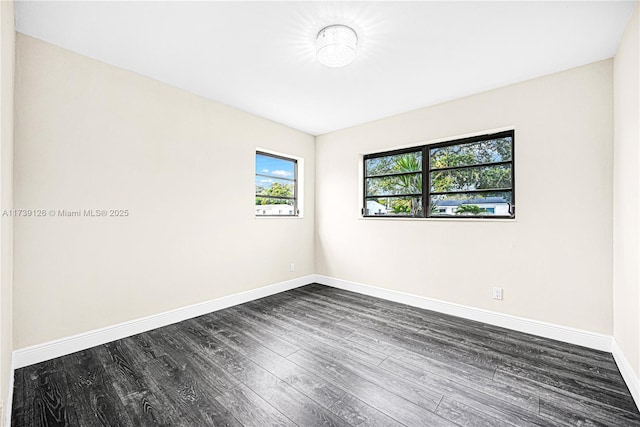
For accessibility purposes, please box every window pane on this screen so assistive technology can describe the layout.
[255,198,295,216]
[256,153,295,179]
[255,176,295,197]
[430,137,512,169]
[365,151,422,177]
[366,173,422,196]
[431,164,511,192]
[365,197,423,216]
[255,151,298,217]
[429,192,512,216]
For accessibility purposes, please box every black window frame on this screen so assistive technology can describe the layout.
[363,130,515,219]
[255,151,299,217]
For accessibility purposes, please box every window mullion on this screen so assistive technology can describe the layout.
[428,160,512,173]
[430,188,513,196]
[423,146,429,218]
[365,194,423,199]
[294,160,298,215]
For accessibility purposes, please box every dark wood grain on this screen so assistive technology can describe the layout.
[287,349,455,426]
[327,392,405,427]
[61,349,134,427]
[178,327,350,427]
[378,357,552,427]
[21,360,79,427]
[10,367,25,426]
[93,340,174,426]
[215,383,296,427]
[209,320,395,425]
[233,303,388,366]
[11,284,640,426]
[435,398,515,427]
[379,355,540,413]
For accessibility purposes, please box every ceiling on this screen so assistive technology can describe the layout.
[15,1,636,135]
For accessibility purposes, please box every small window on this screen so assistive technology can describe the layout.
[363,130,514,219]
[255,151,298,216]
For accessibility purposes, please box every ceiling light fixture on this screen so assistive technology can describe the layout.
[316,25,358,68]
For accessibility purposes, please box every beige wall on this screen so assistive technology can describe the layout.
[13,34,315,349]
[613,3,640,380]
[316,61,614,334]
[0,0,14,415]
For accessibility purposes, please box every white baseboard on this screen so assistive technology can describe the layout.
[3,356,14,427]
[612,338,640,411]
[313,274,613,352]
[13,275,314,369]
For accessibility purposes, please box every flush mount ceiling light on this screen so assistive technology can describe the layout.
[316,25,358,68]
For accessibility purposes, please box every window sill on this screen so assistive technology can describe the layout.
[359,216,515,223]
[255,215,304,219]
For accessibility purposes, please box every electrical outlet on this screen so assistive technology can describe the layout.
[289,263,295,272]
[492,287,503,300]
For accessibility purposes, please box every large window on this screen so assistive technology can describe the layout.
[255,151,298,216]
[363,130,514,218]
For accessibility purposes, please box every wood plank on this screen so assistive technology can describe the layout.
[291,287,565,378]
[147,323,242,395]
[340,315,502,373]
[190,309,235,335]
[143,327,245,426]
[341,329,395,355]
[495,368,640,426]
[210,316,412,427]
[235,304,388,366]
[209,312,301,357]
[379,355,539,412]
[250,301,356,339]
[312,285,614,365]
[143,354,234,426]
[496,363,638,413]
[390,345,496,382]
[60,349,134,427]
[20,359,80,427]
[339,318,497,378]
[328,392,405,427]
[378,356,552,427]
[539,398,637,427]
[95,337,178,427]
[435,398,515,427]
[202,322,348,409]
[298,346,442,411]
[215,383,296,427]
[11,368,25,426]
[287,349,456,426]
[179,327,351,427]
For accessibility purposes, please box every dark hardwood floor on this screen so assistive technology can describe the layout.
[11,284,640,426]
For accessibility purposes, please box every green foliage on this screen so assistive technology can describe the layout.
[430,138,512,193]
[455,205,487,215]
[431,165,511,193]
[256,182,293,205]
[391,200,411,214]
[366,152,422,177]
[367,152,423,216]
[430,138,511,168]
[366,137,512,215]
